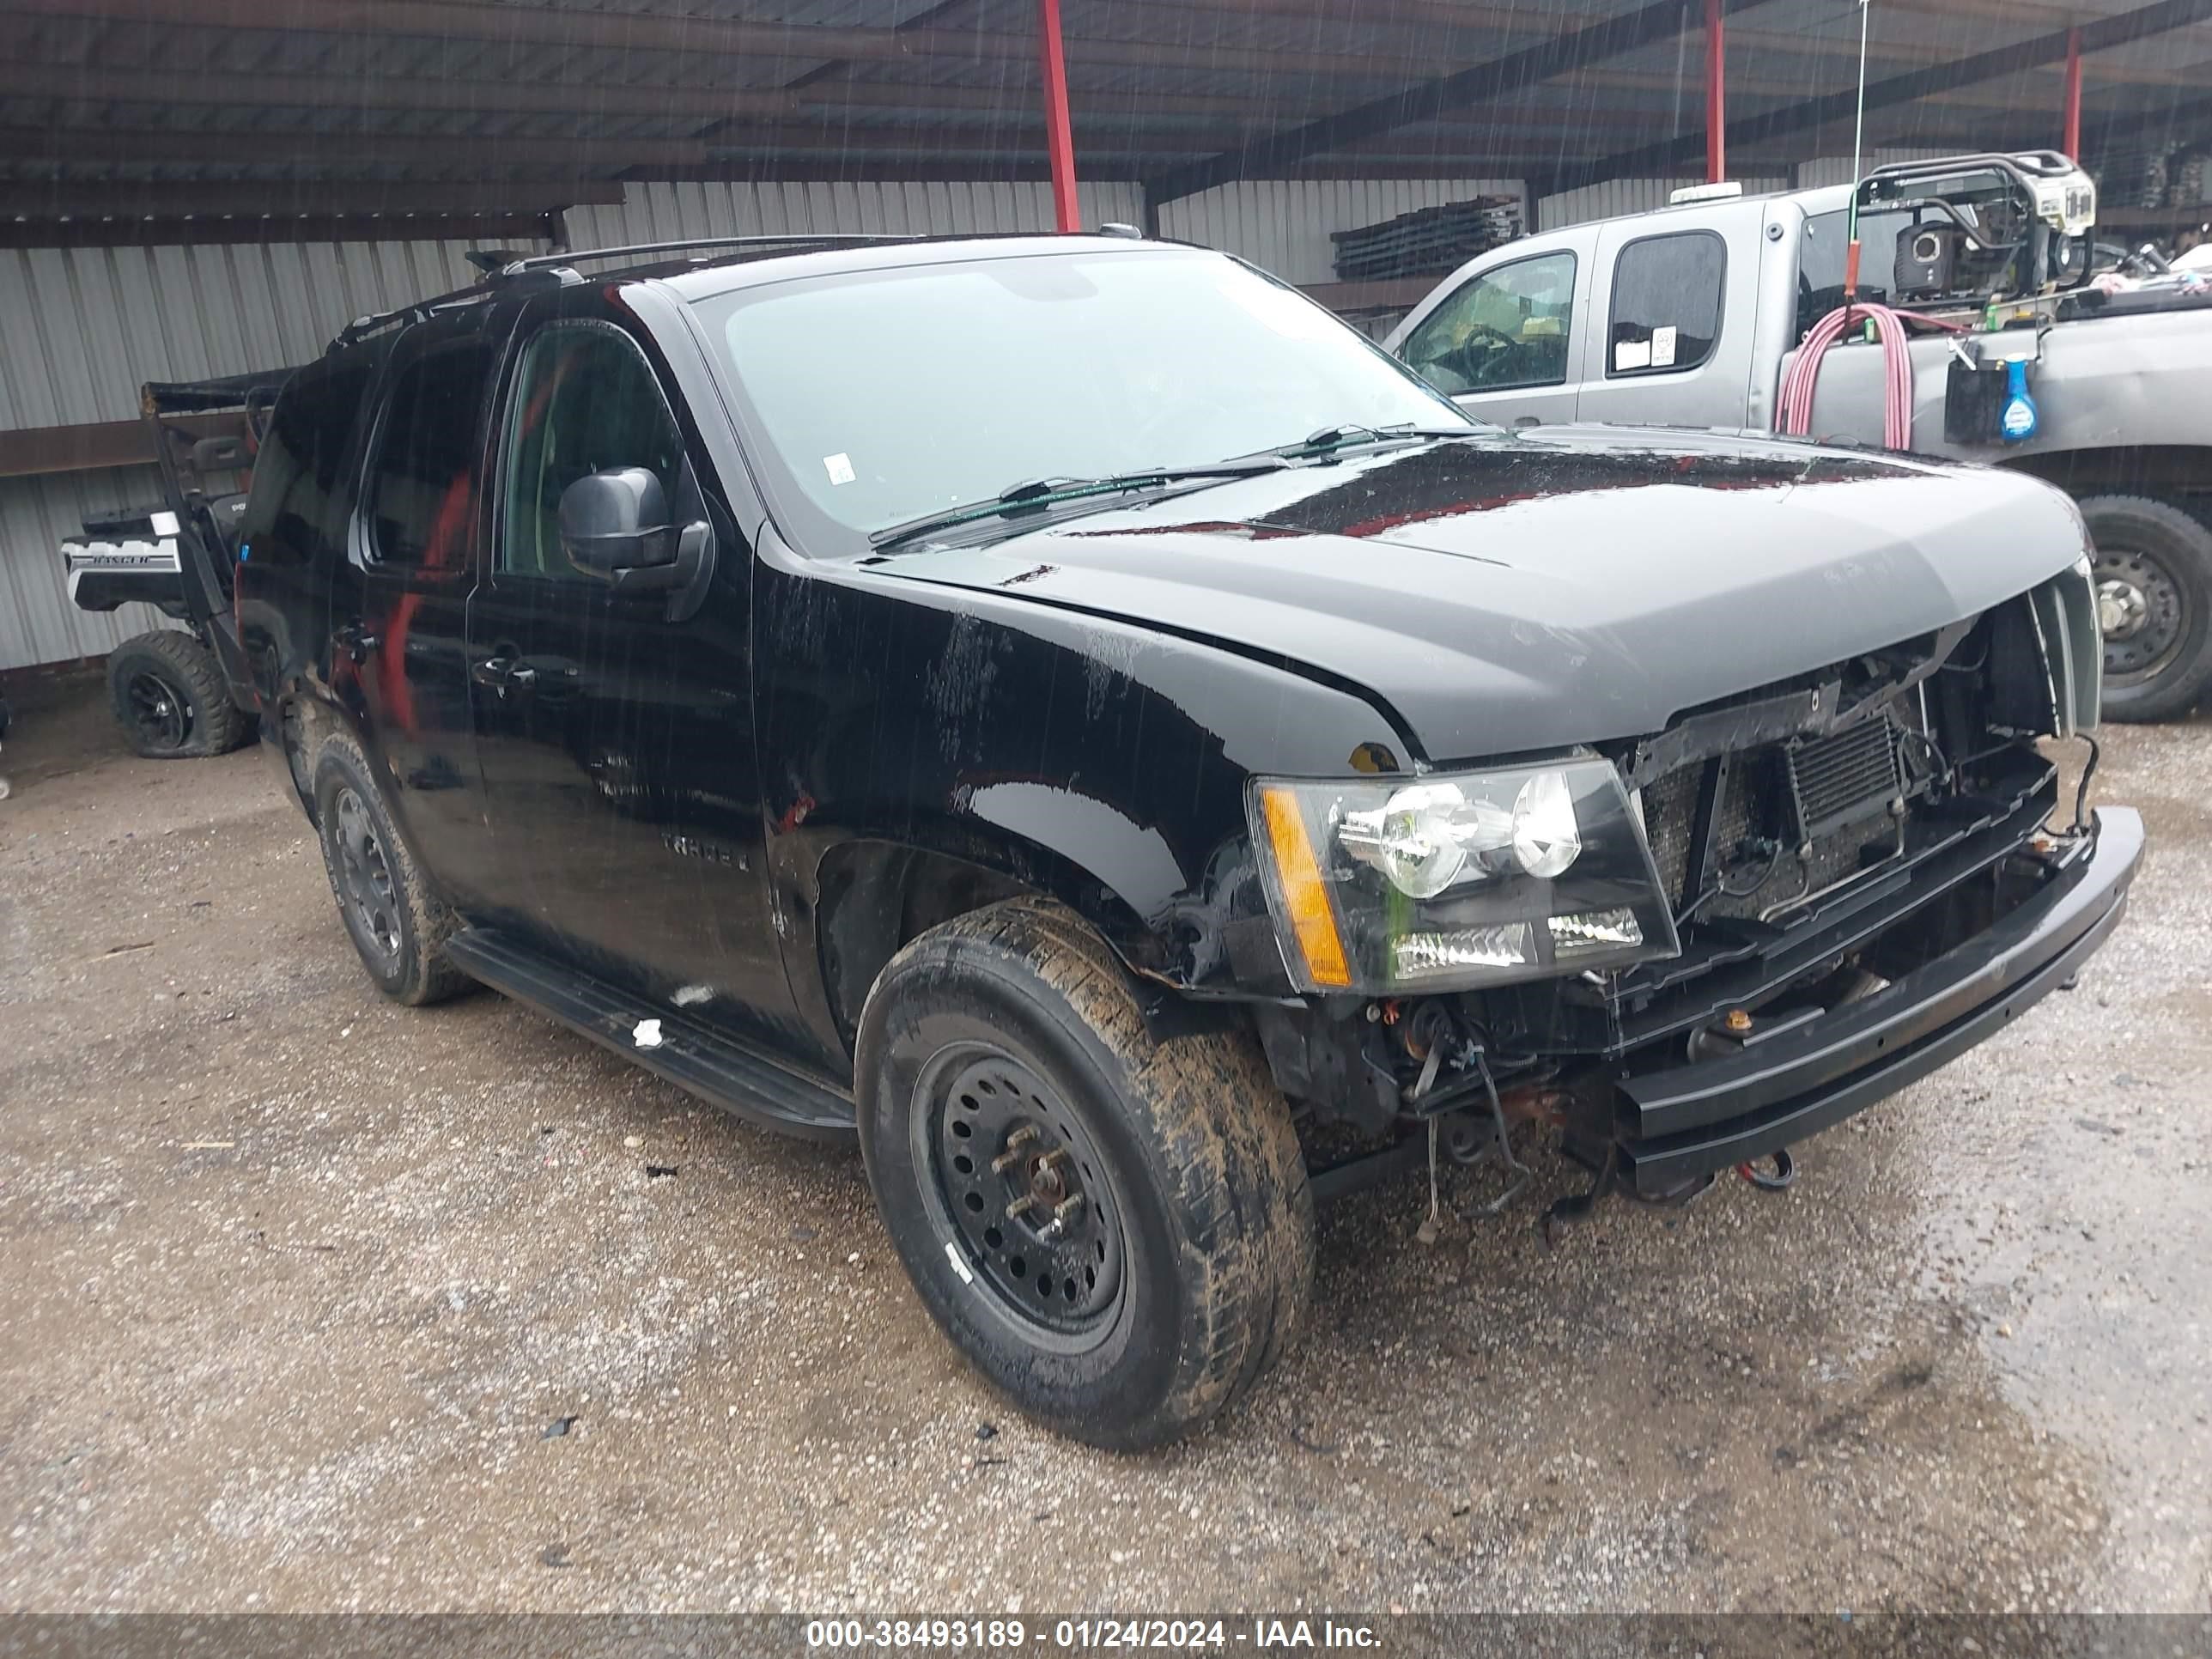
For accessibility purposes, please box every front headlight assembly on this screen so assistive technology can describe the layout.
[1248,758,1680,994]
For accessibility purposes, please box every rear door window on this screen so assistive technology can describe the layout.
[365,337,496,570]
[1605,231,1725,377]
[1400,252,1577,394]
[241,357,373,562]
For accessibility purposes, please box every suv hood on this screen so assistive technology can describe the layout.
[866,426,2087,762]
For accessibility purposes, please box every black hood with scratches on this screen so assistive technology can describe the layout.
[865,426,2087,763]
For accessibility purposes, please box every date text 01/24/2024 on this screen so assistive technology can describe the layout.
[805,1619,1382,1650]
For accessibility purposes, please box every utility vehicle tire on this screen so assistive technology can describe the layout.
[310,735,471,1006]
[2078,495,2212,723]
[106,630,252,758]
[856,897,1313,1450]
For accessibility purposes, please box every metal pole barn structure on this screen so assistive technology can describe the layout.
[3,0,2211,672]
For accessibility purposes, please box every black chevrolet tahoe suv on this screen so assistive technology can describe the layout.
[230,231,2141,1448]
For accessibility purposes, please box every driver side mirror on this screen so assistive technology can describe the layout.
[558,466,674,580]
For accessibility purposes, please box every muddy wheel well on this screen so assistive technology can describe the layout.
[2001,445,2212,517]
[277,695,345,823]
[816,842,1031,1050]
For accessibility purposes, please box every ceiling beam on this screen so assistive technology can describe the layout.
[0,58,1316,126]
[1,179,627,220]
[1145,0,1784,205]
[7,0,1540,82]
[0,119,1272,175]
[1543,0,2212,195]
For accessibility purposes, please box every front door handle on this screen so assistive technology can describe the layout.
[333,622,379,663]
[470,655,514,689]
[504,664,538,690]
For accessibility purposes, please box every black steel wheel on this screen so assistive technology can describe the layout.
[914,1044,1125,1347]
[104,630,252,759]
[331,784,403,963]
[125,667,192,752]
[857,897,1312,1449]
[2079,495,2212,723]
[311,734,471,1006]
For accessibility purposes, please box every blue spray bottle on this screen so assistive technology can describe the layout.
[1999,358,2038,442]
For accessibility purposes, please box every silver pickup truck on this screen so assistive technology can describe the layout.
[1385,153,2212,720]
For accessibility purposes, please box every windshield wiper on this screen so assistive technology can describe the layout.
[868,460,1286,550]
[1240,421,1484,461]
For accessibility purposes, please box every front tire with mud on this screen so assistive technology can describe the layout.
[856,898,1313,1450]
[311,735,471,1006]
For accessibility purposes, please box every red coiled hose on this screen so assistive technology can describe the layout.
[1778,301,1966,452]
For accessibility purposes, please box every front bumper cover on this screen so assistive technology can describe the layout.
[1616,806,2143,1195]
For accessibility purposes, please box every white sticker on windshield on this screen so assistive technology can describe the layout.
[1614,337,1652,371]
[823,453,856,486]
[150,510,180,537]
[1650,325,1679,368]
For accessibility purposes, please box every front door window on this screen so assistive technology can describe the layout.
[1401,252,1577,395]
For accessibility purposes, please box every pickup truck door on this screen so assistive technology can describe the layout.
[465,304,791,1036]
[1575,204,1763,429]
[1391,228,1597,427]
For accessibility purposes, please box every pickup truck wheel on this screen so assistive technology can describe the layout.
[310,736,471,1006]
[2078,495,2212,722]
[106,630,251,758]
[855,898,1313,1449]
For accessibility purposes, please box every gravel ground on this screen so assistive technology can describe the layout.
[1,672,2206,1616]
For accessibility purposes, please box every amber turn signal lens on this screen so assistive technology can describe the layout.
[1260,786,1352,989]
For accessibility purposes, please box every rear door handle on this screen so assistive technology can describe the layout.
[470,655,514,689]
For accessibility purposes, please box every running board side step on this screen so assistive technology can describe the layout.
[443,927,856,1139]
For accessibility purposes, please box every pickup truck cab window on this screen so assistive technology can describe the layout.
[499,321,686,581]
[365,338,497,568]
[1399,251,1577,396]
[1605,229,1724,378]
[696,247,1474,549]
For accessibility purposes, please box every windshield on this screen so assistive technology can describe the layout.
[694,246,1481,544]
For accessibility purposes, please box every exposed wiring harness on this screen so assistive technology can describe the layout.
[1778,301,1967,451]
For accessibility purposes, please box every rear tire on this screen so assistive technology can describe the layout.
[106,631,252,758]
[856,897,1313,1449]
[2078,495,2212,723]
[311,734,471,1006]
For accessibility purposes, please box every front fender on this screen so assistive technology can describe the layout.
[753,544,1408,1060]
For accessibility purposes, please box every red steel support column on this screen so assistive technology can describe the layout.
[2062,26,2082,158]
[1705,0,1726,184]
[1038,0,1079,232]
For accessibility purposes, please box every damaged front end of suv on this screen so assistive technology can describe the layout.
[1237,552,2136,1212]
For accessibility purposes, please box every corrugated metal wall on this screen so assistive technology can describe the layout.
[4,174,1488,670]
[1156,179,1525,288]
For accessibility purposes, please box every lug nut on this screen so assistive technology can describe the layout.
[1006,1194,1041,1220]
[1036,1148,1072,1174]
[1053,1194,1085,1225]
[990,1125,1039,1173]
